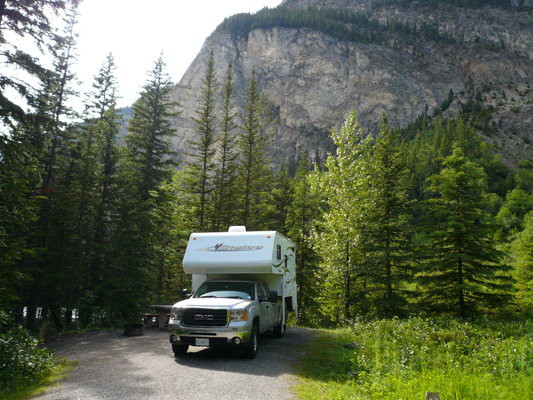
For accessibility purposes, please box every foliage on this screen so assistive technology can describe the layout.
[212,62,239,231]
[236,69,276,230]
[0,312,55,393]
[417,145,513,317]
[510,211,533,309]
[183,50,218,231]
[295,316,533,400]
[311,111,374,322]
[359,114,414,317]
[287,152,321,325]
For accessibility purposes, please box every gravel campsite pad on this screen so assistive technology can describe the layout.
[37,327,316,400]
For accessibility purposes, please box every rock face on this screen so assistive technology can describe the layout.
[169,0,533,168]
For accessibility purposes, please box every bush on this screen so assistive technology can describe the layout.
[296,316,533,400]
[0,312,55,392]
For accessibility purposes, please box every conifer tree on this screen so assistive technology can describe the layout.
[287,151,320,324]
[118,54,180,320]
[236,68,276,229]
[417,144,513,317]
[212,62,239,231]
[126,54,180,201]
[265,164,293,235]
[362,113,414,317]
[0,0,70,125]
[184,50,218,231]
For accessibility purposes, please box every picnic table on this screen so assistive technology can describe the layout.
[143,305,172,329]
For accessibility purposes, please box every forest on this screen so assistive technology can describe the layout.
[1,0,532,395]
[1,0,533,332]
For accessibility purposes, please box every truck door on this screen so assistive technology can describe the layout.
[262,282,279,328]
[257,283,272,332]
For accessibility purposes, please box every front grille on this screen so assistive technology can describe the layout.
[182,308,228,327]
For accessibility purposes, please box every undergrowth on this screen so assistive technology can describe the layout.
[294,316,533,400]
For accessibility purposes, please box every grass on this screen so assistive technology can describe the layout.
[293,316,533,400]
[2,357,77,400]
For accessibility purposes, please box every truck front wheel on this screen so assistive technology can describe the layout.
[244,324,258,359]
[172,344,188,356]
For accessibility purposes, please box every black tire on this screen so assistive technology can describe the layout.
[273,320,284,338]
[244,324,259,359]
[172,344,188,356]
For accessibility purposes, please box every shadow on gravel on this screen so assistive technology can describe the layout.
[39,326,316,399]
[170,329,313,376]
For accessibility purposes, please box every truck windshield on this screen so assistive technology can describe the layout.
[194,282,254,300]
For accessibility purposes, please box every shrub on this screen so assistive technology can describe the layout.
[0,312,55,392]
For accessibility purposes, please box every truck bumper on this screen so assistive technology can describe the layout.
[168,323,252,347]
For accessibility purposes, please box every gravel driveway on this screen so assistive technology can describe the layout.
[37,326,316,400]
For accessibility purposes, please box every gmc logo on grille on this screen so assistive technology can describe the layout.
[195,314,214,321]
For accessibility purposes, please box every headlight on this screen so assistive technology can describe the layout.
[171,307,182,321]
[230,309,247,321]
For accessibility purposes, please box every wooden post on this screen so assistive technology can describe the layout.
[40,321,51,343]
[425,392,440,400]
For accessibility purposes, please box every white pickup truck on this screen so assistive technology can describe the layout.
[168,226,297,359]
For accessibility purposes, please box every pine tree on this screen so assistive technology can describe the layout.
[0,0,70,125]
[212,62,239,231]
[265,163,293,235]
[126,54,180,201]
[417,144,513,317]
[287,151,320,324]
[236,68,276,229]
[183,50,218,231]
[362,113,414,317]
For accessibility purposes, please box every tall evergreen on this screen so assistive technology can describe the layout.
[126,54,180,200]
[0,0,70,125]
[183,50,218,231]
[362,113,414,317]
[417,144,513,317]
[287,152,320,324]
[236,69,276,230]
[263,164,293,235]
[212,62,239,231]
[16,1,80,331]
[119,54,180,320]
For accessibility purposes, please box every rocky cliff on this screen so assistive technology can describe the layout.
[169,0,533,168]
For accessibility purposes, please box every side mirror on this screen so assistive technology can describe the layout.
[268,290,278,303]
[181,288,191,300]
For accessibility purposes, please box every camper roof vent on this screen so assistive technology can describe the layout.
[228,226,246,232]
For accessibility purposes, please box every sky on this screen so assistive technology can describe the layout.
[75,0,284,108]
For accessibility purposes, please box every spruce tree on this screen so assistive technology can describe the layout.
[264,163,293,235]
[0,0,70,125]
[183,50,218,231]
[236,68,276,230]
[118,54,180,320]
[363,113,414,317]
[287,151,320,324]
[418,144,513,317]
[126,54,180,200]
[212,62,239,231]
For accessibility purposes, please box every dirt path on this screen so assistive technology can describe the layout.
[37,326,316,400]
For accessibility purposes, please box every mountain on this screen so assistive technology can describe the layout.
[168,0,533,169]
